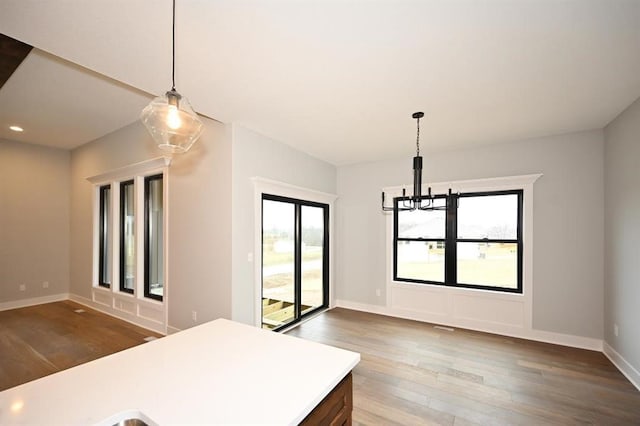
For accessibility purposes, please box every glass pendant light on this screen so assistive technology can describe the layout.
[141,0,203,154]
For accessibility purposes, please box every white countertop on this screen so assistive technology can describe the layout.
[0,319,360,425]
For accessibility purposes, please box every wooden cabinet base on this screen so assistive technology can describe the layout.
[301,372,353,426]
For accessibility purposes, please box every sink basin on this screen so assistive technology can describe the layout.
[112,419,148,426]
[95,410,157,426]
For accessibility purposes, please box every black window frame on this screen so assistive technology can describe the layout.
[144,174,164,301]
[393,189,523,293]
[119,179,135,294]
[261,193,330,331]
[98,184,111,288]
[394,194,448,285]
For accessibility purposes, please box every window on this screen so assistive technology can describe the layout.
[98,185,112,288]
[394,190,523,293]
[90,157,168,332]
[94,168,166,300]
[396,196,447,283]
[120,180,135,294]
[144,174,164,301]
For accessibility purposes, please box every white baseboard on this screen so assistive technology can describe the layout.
[2,292,175,337]
[603,342,640,391]
[526,328,603,352]
[167,325,182,334]
[0,293,69,312]
[335,300,388,316]
[334,299,603,351]
[69,293,166,336]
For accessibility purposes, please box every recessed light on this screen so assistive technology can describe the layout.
[9,125,24,132]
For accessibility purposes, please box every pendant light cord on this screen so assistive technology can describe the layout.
[171,0,176,91]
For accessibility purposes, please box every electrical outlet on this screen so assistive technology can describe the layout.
[192,311,197,322]
[614,324,619,337]
[43,281,49,289]
[247,252,254,262]
[19,284,26,291]
[375,289,381,297]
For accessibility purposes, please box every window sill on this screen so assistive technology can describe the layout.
[391,280,525,299]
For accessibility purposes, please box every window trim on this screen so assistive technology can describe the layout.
[88,157,169,334]
[384,174,541,334]
[89,158,168,300]
[252,177,337,328]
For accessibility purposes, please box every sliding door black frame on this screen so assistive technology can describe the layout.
[261,193,330,331]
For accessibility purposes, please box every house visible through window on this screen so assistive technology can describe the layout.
[394,190,523,293]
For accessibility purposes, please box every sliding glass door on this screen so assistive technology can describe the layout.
[262,194,328,330]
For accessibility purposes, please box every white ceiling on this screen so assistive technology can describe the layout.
[1,0,639,165]
[0,49,152,149]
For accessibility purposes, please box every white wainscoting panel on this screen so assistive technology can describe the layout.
[114,297,137,315]
[73,290,166,334]
[139,304,164,324]
[335,299,602,351]
[453,293,525,328]
[390,282,528,334]
[391,285,448,317]
[93,290,112,307]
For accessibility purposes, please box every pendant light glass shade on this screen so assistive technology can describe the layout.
[141,88,203,154]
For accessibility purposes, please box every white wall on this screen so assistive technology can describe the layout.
[336,130,604,339]
[231,124,336,325]
[69,118,334,331]
[604,96,640,373]
[70,118,232,331]
[0,140,70,304]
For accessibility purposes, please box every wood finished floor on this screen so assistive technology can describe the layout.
[287,308,640,426]
[0,300,161,392]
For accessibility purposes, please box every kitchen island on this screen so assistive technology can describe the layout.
[0,318,359,425]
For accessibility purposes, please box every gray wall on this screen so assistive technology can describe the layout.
[604,96,640,371]
[0,140,70,303]
[231,124,336,325]
[70,119,232,330]
[336,130,604,339]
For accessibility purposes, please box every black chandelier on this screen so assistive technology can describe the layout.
[381,112,449,212]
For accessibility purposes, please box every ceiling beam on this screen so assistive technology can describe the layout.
[0,33,33,90]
